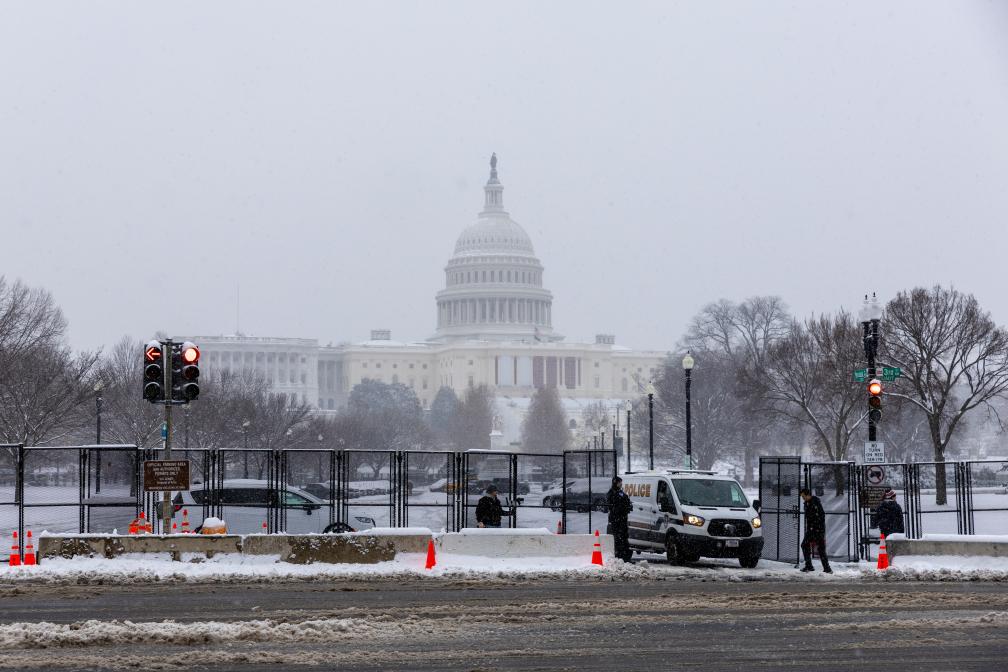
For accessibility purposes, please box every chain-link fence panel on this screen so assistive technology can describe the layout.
[804,462,857,562]
[514,453,564,532]
[0,445,20,543]
[560,450,615,535]
[84,446,140,533]
[20,447,83,535]
[460,451,515,528]
[401,451,455,532]
[966,461,1008,536]
[912,462,964,535]
[342,451,396,529]
[758,456,801,564]
[283,449,335,532]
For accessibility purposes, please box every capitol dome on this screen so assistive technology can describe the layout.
[432,154,560,343]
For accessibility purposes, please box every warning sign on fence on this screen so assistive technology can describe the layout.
[859,485,887,510]
[143,460,190,491]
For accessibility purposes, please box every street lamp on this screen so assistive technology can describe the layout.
[682,352,695,470]
[646,382,656,470]
[94,380,103,493]
[242,419,251,478]
[624,400,632,473]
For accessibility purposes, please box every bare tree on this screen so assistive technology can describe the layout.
[682,296,790,484]
[747,313,866,492]
[883,286,1008,504]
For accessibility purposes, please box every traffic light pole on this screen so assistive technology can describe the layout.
[162,339,174,534]
[863,320,879,442]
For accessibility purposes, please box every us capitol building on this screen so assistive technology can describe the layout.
[185,155,666,442]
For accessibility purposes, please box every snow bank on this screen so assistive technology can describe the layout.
[453,527,553,535]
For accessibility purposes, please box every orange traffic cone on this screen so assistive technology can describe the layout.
[138,512,152,534]
[877,534,889,570]
[23,531,35,566]
[591,530,603,566]
[8,532,20,566]
[128,516,139,535]
[425,538,437,570]
[556,519,564,535]
[181,509,191,534]
[171,522,178,534]
[262,521,268,534]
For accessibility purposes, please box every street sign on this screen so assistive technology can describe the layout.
[864,441,885,463]
[864,464,886,485]
[143,460,190,491]
[859,485,887,510]
[881,366,901,382]
[853,368,868,383]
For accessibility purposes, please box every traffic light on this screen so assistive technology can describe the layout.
[143,340,164,402]
[179,341,200,401]
[867,378,882,422]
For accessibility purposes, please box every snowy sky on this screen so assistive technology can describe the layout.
[2,2,1007,353]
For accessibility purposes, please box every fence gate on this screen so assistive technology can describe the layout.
[804,462,858,562]
[758,456,801,565]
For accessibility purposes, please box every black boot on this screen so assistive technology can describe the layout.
[800,565,814,572]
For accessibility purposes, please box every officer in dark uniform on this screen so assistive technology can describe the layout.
[800,487,831,573]
[607,476,633,562]
[476,484,503,528]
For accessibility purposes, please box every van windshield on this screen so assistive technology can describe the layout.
[671,479,749,508]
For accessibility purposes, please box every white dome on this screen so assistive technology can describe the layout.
[453,213,535,257]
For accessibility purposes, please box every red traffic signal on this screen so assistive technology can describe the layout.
[868,378,882,421]
[181,343,200,364]
[142,340,164,402]
[145,340,162,362]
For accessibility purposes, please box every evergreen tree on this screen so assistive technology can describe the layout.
[428,386,460,449]
[521,386,570,453]
[451,385,494,450]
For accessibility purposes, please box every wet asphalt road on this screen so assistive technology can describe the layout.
[1,577,1007,671]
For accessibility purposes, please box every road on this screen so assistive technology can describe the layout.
[1,575,1006,671]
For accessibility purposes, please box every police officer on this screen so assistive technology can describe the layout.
[476,484,503,528]
[800,487,831,573]
[607,476,633,562]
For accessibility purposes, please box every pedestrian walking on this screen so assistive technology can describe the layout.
[476,484,503,528]
[800,488,831,573]
[876,488,905,538]
[606,476,633,562]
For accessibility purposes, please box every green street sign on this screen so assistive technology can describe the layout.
[882,366,901,382]
[853,369,868,383]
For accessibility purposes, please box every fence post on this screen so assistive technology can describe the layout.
[561,452,567,535]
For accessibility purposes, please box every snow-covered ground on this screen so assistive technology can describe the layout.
[2,550,1005,585]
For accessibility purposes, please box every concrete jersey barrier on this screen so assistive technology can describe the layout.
[435,528,614,558]
[886,533,1008,560]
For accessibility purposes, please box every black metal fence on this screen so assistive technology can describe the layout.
[1,444,616,560]
[760,456,1008,563]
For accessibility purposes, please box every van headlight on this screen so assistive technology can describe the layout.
[683,513,705,527]
[752,517,762,529]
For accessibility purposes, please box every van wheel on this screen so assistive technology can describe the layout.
[665,534,684,565]
[739,553,760,569]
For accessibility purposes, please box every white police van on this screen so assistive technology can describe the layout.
[623,470,763,568]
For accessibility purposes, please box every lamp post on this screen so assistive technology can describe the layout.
[646,382,655,470]
[625,400,632,473]
[94,380,103,493]
[682,352,695,469]
[242,419,251,478]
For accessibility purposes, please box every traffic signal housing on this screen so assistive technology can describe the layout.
[868,378,882,422]
[179,341,200,402]
[143,340,164,402]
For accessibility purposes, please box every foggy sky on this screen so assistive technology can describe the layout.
[3,1,1007,354]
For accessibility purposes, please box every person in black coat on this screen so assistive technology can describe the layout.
[876,489,905,538]
[606,477,633,562]
[800,488,831,573]
[476,484,503,528]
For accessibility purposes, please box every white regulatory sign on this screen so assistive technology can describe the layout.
[864,441,886,464]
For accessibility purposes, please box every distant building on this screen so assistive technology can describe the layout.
[183,155,666,441]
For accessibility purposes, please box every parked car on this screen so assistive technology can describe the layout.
[171,479,327,534]
[541,477,610,512]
